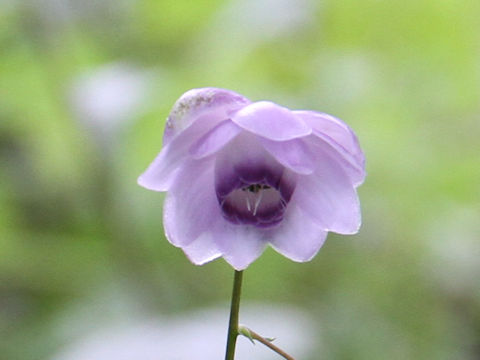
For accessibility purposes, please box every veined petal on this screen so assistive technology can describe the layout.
[294,110,365,185]
[305,134,365,187]
[294,110,363,159]
[232,101,311,141]
[163,159,219,247]
[189,120,242,159]
[212,221,267,270]
[182,232,222,266]
[261,137,315,175]
[214,133,284,198]
[138,118,211,191]
[293,149,361,234]
[163,87,250,145]
[139,88,250,191]
[268,206,327,262]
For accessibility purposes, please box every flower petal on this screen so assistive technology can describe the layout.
[214,133,284,198]
[138,119,210,191]
[163,159,220,247]
[189,119,242,159]
[163,87,250,145]
[138,88,250,191]
[211,221,267,270]
[182,232,222,266]
[268,206,327,262]
[260,137,315,175]
[293,149,361,234]
[295,110,365,185]
[231,101,311,141]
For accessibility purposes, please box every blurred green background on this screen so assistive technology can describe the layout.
[1,0,480,359]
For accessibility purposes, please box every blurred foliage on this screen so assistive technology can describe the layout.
[1,0,479,359]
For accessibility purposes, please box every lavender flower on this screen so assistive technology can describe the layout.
[138,88,365,270]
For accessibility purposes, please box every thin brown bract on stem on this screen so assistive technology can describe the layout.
[247,328,296,360]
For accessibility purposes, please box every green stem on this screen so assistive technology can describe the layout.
[225,270,244,360]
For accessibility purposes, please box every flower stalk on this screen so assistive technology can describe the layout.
[225,270,244,360]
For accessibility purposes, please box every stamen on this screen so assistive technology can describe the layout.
[217,178,290,227]
[242,184,270,193]
[253,190,264,216]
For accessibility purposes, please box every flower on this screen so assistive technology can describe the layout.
[138,88,365,270]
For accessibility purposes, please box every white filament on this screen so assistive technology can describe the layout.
[246,197,252,212]
[253,190,264,216]
[225,185,281,217]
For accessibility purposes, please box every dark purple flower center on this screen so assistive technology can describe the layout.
[216,169,294,228]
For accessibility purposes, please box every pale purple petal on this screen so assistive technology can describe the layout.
[138,118,214,191]
[138,88,250,191]
[211,220,267,270]
[189,120,242,159]
[163,87,250,145]
[294,110,363,161]
[214,133,284,197]
[304,134,365,188]
[163,159,219,247]
[292,150,361,234]
[232,101,311,141]
[268,206,327,262]
[182,232,222,265]
[295,110,365,185]
[260,137,315,175]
